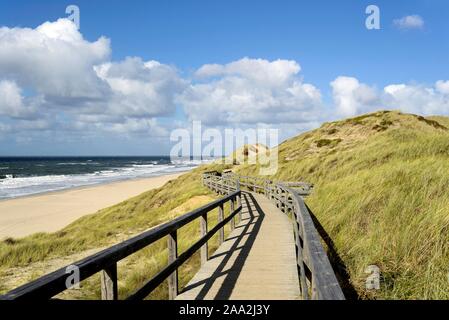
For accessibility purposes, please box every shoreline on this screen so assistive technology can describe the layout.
[0,171,188,239]
[0,168,192,202]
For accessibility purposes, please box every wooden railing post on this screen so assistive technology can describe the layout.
[230,197,235,231]
[269,183,273,200]
[276,187,280,208]
[167,231,178,300]
[200,213,208,266]
[281,190,284,212]
[218,203,224,245]
[236,180,242,223]
[101,263,118,300]
[293,217,309,300]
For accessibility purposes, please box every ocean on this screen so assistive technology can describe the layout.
[0,156,205,200]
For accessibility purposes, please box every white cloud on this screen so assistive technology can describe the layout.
[0,80,38,118]
[0,19,185,139]
[0,18,110,99]
[436,80,449,95]
[393,15,424,30]
[95,57,186,118]
[180,57,322,125]
[195,58,301,87]
[331,76,449,117]
[103,118,168,136]
[383,82,449,115]
[330,76,379,117]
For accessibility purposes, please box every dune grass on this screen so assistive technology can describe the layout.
[234,110,449,299]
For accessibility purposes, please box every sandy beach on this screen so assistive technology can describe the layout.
[0,172,185,239]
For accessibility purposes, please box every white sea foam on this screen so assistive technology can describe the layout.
[57,162,90,166]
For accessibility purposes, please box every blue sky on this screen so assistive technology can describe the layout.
[0,0,448,155]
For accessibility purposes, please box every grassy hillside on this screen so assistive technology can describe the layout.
[234,110,449,299]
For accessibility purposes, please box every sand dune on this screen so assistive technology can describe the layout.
[0,172,185,239]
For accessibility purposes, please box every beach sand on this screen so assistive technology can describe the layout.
[0,172,185,239]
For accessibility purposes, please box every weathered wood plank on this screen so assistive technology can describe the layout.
[200,213,208,266]
[101,263,118,300]
[230,198,235,231]
[167,231,178,300]
[218,204,224,245]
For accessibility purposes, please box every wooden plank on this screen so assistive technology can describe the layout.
[101,263,118,300]
[200,213,208,266]
[167,231,178,300]
[237,194,242,223]
[218,203,224,245]
[230,198,235,231]
[293,219,309,300]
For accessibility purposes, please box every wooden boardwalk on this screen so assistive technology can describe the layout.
[176,192,300,300]
[1,173,345,301]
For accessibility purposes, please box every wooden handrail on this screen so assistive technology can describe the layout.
[202,172,345,300]
[1,187,242,300]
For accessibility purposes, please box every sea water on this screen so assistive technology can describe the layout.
[0,156,209,200]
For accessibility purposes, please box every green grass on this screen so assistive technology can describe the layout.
[234,110,449,299]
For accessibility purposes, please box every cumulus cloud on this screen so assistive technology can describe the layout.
[383,82,449,115]
[0,80,40,119]
[330,76,380,116]
[195,58,301,87]
[0,19,185,140]
[393,15,424,30]
[436,80,449,95]
[179,57,323,125]
[102,118,169,136]
[331,76,449,117]
[0,19,110,100]
[95,57,186,118]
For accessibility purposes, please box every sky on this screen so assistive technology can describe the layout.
[0,0,448,155]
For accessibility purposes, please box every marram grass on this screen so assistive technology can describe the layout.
[235,110,449,299]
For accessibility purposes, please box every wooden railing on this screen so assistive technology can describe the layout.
[2,170,344,300]
[203,171,345,300]
[0,187,242,300]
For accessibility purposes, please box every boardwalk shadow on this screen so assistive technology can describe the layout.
[179,192,265,300]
